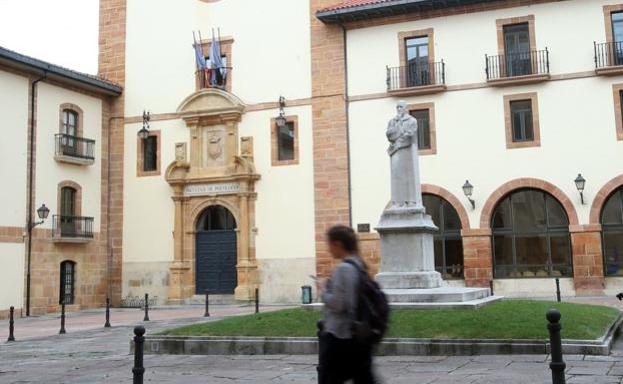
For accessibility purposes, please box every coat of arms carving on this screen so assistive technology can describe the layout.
[208,135,223,160]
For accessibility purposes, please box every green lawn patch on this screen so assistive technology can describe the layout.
[160,300,620,340]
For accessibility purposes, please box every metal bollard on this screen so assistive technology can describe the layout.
[204,292,210,317]
[489,280,494,296]
[546,309,566,384]
[105,297,111,328]
[143,293,150,322]
[555,278,561,303]
[7,306,15,342]
[59,301,66,334]
[133,326,146,384]
[255,288,259,314]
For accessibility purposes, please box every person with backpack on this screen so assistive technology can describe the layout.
[316,225,389,384]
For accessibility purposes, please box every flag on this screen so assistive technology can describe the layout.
[209,34,227,87]
[193,32,210,88]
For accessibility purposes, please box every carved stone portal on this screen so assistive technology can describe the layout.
[166,88,260,302]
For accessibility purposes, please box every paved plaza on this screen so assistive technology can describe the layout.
[0,303,622,383]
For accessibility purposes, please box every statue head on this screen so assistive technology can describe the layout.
[396,100,408,118]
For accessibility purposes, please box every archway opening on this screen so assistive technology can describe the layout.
[491,188,572,278]
[423,193,464,279]
[601,187,623,276]
[195,205,237,294]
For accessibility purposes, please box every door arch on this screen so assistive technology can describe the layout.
[195,205,237,294]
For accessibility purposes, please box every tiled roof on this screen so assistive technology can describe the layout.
[319,0,393,13]
[0,45,122,96]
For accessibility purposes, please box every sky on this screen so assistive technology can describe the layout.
[0,0,99,74]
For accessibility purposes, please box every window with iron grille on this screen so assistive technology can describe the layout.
[60,261,75,305]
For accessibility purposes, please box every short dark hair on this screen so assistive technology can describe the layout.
[326,225,359,253]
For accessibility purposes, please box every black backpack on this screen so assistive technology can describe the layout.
[344,259,390,345]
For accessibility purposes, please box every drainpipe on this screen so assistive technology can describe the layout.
[342,25,353,227]
[26,73,46,317]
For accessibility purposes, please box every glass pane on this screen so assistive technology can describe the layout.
[602,191,623,225]
[494,235,513,266]
[613,12,623,43]
[492,198,512,229]
[443,202,461,231]
[278,122,295,161]
[444,237,463,278]
[515,235,548,271]
[550,234,571,266]
[423,194,441,229]
[434,237,443,274]
[410,110,430,150]
[143,136,157,172]
[546,196,569,227]
[512,190,546,231]
[510,100,532,142]
[604,231,623,276]
[523,111,534,141]
[504,23,530,54]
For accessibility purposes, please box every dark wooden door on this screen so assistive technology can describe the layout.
[195,230,237,294]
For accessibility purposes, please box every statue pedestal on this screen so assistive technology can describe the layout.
[375,206,442,289]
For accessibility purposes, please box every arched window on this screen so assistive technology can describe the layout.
[196,205,237,231]
[492,189,572,278]
[423,194,463,279]
[602,187,623,276]
[60,261,76,305]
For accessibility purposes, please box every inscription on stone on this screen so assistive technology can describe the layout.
[184,183,240,196]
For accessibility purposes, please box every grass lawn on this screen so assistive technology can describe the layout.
[160,300,620,340]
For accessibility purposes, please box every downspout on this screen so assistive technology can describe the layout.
[342,25,353,227]
[26,73,46,317]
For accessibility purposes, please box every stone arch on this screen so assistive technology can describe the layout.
[190,198,241,231]
[59,103,84,137]
[422,184,471,230]
[590,175,623,224]
[480,178,579,228]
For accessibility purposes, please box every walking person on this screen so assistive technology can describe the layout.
[317,225,388,384]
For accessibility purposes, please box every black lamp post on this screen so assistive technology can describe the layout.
[26,203,49,316]
[275,96,287,128]
[575,174,586,205]
[462,180,475,209]
[137,110,150,139]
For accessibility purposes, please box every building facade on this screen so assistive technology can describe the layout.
[3,0,623,316]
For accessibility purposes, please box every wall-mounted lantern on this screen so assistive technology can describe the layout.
[137,110,151,139]
[462,180,475,210]
[275,96,287,128]
[574,174,586,205]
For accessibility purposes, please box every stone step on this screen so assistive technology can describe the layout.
[383,287,491,303]
[187,294,239,305]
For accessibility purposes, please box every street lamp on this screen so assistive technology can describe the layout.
[275,96,287,128]
[462,180,475,210]
[574,174,586,205]
[26,203,49,316]
[137,110,151,139]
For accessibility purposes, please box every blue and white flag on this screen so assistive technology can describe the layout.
[210,34,227,86]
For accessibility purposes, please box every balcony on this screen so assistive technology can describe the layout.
[595,42,623,76]
[52,215,94,243]
[485,49,550,86]
[54,134,95,165]
[196,67,232,90]
[386,61,446,96]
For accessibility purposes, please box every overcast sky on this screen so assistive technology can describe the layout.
[0,0,98,74]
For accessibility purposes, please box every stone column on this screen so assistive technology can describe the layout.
[234,192,255,300]
[461,229,493,287]
[168,193,190,304]
[570,224,605,296]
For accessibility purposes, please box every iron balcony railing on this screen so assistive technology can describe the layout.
[55,134,95,161]
[485,49,550,80]
[196,66,232,89]
[52,215,94,239]
[386,61,445,91]
[595,41,623,68]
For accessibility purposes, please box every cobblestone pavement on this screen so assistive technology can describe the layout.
[1,305,623,383]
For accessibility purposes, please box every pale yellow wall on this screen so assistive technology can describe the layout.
[347,0,609,96]
[35,83,103,232]
[0,243,25,310]
[124,0,311,117]
[0,70,28,227]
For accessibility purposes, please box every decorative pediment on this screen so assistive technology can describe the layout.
[177,88,245,125]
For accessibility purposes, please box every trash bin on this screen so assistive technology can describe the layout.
[301,285,312,305]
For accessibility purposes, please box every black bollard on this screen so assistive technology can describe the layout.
[105,297,111,328]
[255,288,259,314]
[59,301,66,334]
[7,306,15,342]
[133,326,146,384]
[489,280,494,296]
[143,293,150,322]
[204,292,210,317]
[546,309,566,384]
[555,278,561,302]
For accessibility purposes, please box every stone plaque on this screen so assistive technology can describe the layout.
[175,142,187,163]
[184,183,241,196]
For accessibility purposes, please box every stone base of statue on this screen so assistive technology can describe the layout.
[375,205,443,289]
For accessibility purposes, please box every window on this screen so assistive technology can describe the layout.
[60,261,75,305]
[61,110,78,156]
[613,12,623,43]
[492,189,572,278]
[137,131,161,176]
[510,100,534,142]
[60,187,77,237]
[405,36,430,86]
[504,93,540,148]
[503,23,531,77]
[423,194,463,279]
[410,109,431,150]
[271,116,299,166]
[601,188,623,276]
[614,84,623,141]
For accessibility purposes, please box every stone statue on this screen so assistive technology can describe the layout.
[386,100,422,208]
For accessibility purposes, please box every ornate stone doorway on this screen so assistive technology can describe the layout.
[195,205,238,294]
[166,88,260,302]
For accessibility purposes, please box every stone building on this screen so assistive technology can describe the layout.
[2,0,623,316]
